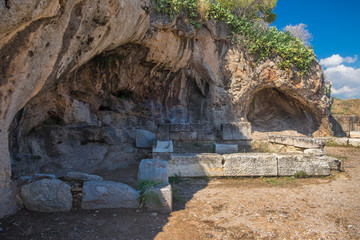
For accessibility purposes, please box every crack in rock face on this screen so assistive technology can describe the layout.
[0,0,331,217]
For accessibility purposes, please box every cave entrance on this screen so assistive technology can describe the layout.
[246,88,318,135]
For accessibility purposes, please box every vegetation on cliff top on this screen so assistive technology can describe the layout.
[153,0,315,76]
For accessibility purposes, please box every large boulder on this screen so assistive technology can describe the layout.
[81,181,139,209]
[138,159,168,184]
[21,179,72,212]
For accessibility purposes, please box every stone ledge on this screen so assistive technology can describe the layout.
[269,135,325,149]
[168,152,334,177]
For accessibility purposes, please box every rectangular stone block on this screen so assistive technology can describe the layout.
[350,131,360,139]
[349,139,360,147]
[221,122,251,140]
[223,153,277,177]
[81,181,139,209]
[215,143,238,154]
[145,183,172,213]
[153,140,173,153]
[180,131,197,141]
[268,135,325,149]
[168,153,224,177]
[169,124,190,132]
[277,154,330,176]
[138,159,168,184]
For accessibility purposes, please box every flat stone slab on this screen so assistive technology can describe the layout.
[145,183,172,213]
[34,174,56,180]
[138,159,168,184]
[81,181,139,209]
[215,143,238,154]
[303,149,327,156]
[168,153,333,177]
[350,131,360,139]
[66,172,103,181]
[168,153,223,177]
[153,140,173,153]
[277,154,330,176]
[136,129,156,148]
[21,179,72,212]
[223,153,277,176]
[268,135,325,149]
[320,137,360,147]
[222,122,251,140]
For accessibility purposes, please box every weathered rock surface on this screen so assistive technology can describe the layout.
[138,159,168,184]
[168,153,224,177]
[223,153,278,177]
[304,148,327,156]
[136,130,156,148]
[215,143,239,154]
[277,155,330,176]
[153,140,174,153]
[34,174,56,180]
[330,115,359,137]
[145,183,172,213]
[221,122,252,140]
[320,137,360,148]
[168,153,333,177]
[0,0,332,217]
[350,131,360,139]
[268,135,325,149]
[21,179,72,212]
[81,181,139,209]
[66,172,103,181]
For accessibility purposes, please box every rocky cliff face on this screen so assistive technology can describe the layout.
[0,0,331,217]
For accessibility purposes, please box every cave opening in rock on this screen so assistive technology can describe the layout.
[246,88,318,135]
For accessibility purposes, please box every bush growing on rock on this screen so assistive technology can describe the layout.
[152,0,315,76]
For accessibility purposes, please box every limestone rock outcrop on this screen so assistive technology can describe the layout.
[0,0,331,217]
[20,179,72,212]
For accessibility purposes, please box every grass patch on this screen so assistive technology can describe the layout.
[262,176,298,185]
[294,171,309,178]
[261,177,283,185]
[136,179,162,209]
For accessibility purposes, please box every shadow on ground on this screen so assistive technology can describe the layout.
[0,178,209,240]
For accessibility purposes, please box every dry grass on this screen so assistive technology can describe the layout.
[331,98,360,118]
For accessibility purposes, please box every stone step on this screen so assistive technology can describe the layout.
[268,135,325,149]
[168,153,338,177]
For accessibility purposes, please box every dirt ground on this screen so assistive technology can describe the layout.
[0,146,359,240]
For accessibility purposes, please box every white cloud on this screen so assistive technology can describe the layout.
[320,54,358,68]
[324,64,360,99]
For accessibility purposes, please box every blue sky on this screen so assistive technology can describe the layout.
[273,0,360,99]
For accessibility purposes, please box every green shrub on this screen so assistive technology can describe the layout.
[136,179,162,208]
[294,170,309,178]
[152,0,315,76]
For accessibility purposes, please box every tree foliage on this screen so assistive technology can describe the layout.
[216,0,277,23]
[153,0,315,76]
